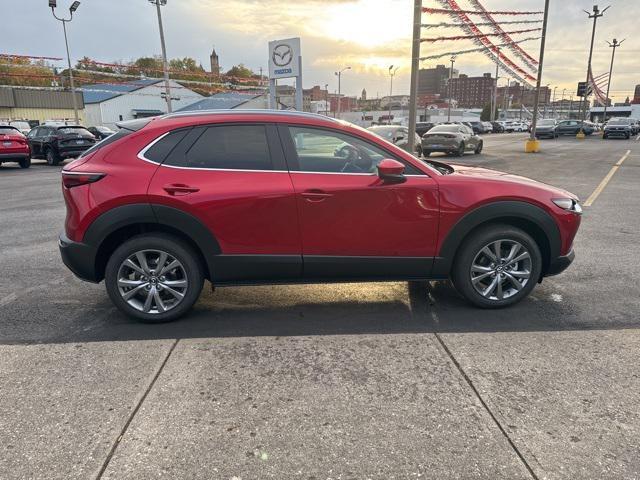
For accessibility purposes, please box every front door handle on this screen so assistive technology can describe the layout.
[301,189,333,202]
[163,183,200,196]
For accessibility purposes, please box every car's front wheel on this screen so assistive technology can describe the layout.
[451,225,542,308]
[105,234,204,323]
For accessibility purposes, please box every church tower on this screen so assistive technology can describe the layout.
[361,88,367,101]
[210,46,220,76]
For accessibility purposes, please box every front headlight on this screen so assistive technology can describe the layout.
[552,198,582,214]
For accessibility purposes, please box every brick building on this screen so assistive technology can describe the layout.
[418,65,458,96]
[448,73,495,108]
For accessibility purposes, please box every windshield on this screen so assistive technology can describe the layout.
[367,127,397,140]
[422,159,454,175]
[429,125,458,133]
[58,127,92,136]
[538,120,556,126]
[0,127,21,135]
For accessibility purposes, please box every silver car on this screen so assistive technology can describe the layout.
[421,123,483,157]
[367,125,422,156]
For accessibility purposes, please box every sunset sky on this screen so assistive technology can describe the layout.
[4,0,639,102]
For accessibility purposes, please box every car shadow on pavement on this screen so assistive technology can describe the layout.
[19,279,638,346]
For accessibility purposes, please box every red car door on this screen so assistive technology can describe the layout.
[146,123,302,282]
[279,124,439,279]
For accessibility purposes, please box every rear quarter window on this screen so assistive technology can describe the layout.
[143,129,190,164]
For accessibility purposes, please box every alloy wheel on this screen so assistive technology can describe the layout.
[116,249,188,314]
[470,239,532,301]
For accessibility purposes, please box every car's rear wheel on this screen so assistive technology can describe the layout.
[105,234,204,323]
[474,141,483,154]
[455,142,465,157]
[451,225,542,308]
[46,149,60,166]
[423,150,431,157]
[19,155,31,169]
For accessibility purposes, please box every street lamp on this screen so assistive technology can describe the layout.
[560,88,566,119]
[334,66,351,119]
[324,83,329,116]
[551,86,557,118]
[602,38,624,123]
[388,65,399,124]
[447,57,455,122]
[149,0,172,113]
[49,0,80,124]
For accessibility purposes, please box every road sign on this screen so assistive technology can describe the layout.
[577,81,592,98]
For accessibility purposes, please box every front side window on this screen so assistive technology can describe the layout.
[287,126,423,175]
[183,125,272,170]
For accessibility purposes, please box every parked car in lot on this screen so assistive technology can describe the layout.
[534,119,558,139]
[367,125,422,156]
[421,123,483,156]
[505,121,527,133]
[87,126,116,140]
[2,120,32,136]
[59,110,581,322]
[630,119,640,135]
[415,122,435,137]
[0,125,31,168]
[556,120,594,136]
[603,118,633,139]
[491,121,505,133]
[467,121,487,134]
[482,121,494,133]
[27,125,96,165]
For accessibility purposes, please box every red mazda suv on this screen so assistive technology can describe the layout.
[59,111,581,322]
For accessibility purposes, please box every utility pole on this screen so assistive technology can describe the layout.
[578,5,609,136]
[407,0,422,154]
[388,65,399,124]
[335,66,351,119]
[569,95,574,119]
[491,47,500,122]
[526,0,550,151]
[602,38,624,123]
[50,0,81,124]
[551,86,557,118]
[447,56,456,122]
[324,83,329,116]
[519,84,525,121]
[150,0,173,113]
[560,88,566,119]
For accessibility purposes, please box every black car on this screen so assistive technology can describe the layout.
[415,122,435,137]
[603,118,633,139]
[534,119,558,139]
[87,126,115,140]
[490,121,505,133]
[27,125,96,165]
[556,120,594,136]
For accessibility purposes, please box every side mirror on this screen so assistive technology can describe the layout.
[394,135,405,142]
[377,158,406,184]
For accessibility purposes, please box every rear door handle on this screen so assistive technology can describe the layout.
[301,189,333,202]
[163,183,200,196]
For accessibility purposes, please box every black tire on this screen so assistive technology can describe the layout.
[474,141,483,154]
[455,142,465,157]
[451,224,542,309]
[105,233,204,323]
[423,150,431,157]
[416,146,423,158]
[19,155,31,169]
[46,149,60,166]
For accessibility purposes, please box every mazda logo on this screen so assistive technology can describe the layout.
[272,44,293,67]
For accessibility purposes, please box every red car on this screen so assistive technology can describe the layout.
[59,111,581,322]
[0,125,31,168]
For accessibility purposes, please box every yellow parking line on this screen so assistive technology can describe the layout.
[584,149,631,207]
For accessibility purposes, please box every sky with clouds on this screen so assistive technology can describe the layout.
[3,0,639,102]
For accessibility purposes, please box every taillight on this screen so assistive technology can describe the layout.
[62,171,105,188]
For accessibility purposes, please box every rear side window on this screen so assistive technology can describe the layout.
[179,125,272,170]
[143,129,190,164]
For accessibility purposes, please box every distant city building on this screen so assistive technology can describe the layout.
[210,46,220,76]
[496,82,551,107]
[632,84,640,104]
[449,73,495,108]
[418,65,458,96]
[303,85,328,102]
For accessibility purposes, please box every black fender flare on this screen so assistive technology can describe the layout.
[432,201,561,277]
[84,203,220,279]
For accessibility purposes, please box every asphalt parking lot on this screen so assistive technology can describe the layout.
[1,132,640,479]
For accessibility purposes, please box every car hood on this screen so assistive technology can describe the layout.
[447,163,578,199]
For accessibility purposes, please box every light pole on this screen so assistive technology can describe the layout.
[542,84,550,118]
[324,83,329,116]
[526,0,550,151]
[560,88,566,119]
[602,38,624,123]
[447,57,456,122]
[551,86,557,118]
[491,47,500,122]
[335,66,351,119]
[149,0,172,113]
[388,65,399,124]
[578,5,609,136]
[49,0,80,124]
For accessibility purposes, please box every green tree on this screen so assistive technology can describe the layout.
[225,64,254,78]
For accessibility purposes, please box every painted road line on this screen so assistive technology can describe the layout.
[584,149,631,207]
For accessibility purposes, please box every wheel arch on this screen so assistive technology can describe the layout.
[85,204,220,281]
[432,201,560,278]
